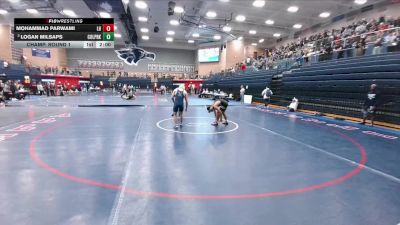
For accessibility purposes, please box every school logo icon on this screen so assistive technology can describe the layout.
[115,46,156,66]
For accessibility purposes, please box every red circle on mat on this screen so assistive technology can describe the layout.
[29,121,367,200]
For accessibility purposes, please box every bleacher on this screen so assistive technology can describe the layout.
[204,70,280,99]
[0,60,26,80]
[274,52,400,124]
[204,52,400,124]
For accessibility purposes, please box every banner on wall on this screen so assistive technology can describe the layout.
[32,48,51,58]
[148,63,195,73]
[75,59,124,70]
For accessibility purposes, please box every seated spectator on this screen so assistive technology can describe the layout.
[372,32,384,55]
[288,97,299,112]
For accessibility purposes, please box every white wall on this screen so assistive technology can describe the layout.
[67,47,196,74]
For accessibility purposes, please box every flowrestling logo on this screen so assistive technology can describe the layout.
[115,46,156,66]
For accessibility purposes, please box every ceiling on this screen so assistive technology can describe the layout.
[0,0,387,50]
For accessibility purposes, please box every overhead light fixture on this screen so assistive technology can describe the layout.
[237,36,243,41]
[142,35,149,40]
[188,40,195,43]
[319,12,331,18]
[26,9,38,14]
[235,15,246,22]
[138,16,148,22]
[214,35,221,40]
[293,24,302,29]
[259,39,264,43]
[166,37,173,42]
[62,9,77,17]
[0,9,8,14]
[253,0,265,7]
[141,28,149,33]
[249,30,257,35]
[135,1,148,9]
[273,33,281,37]
[219,0,229,2]
[174,6,184,13]
[99,12,111,18]
[223,26,232,32]
[8,0,20,3]
[199,24,206,28]
[287,6,299,13]
[265,19,274,25]
[251,43,257,46]
[167,30,175,35]
[206,11,217,18]
[192,33,200,38]
[122,0,129,4]
[170,19,179,26]
[355,0,367,4]
[115,33,122,38]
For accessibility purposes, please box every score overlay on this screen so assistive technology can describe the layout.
[14,18,114,49]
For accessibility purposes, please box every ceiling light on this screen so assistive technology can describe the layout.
[273,33,281,37]
[259,39,264,43]
[142,35,149,40]
[319,12,331,18]
[287,6,299,13]
[253,0,265,7]
[122,0,129,4]
[8,0,20,3]
[135,1,148,9]
[223,26,232,32]
[166,37,173,42]
[174,6,184,13]
[355,0,367,4]
[62,9,76,17]
[214,35,221,40]
[249,30,257,35]
[265,19,274,25]
[192,33,200,38]
[206,11,217,18]
[235,15,246,22]
[188,40,195,43]
[251,43,257,46]
[199,24,206,28]
[115,34,122,38]
[138,16,148,22]
[237,37,243,41]
[167,30,175,35]
[99,12,111,18]
[219,0,229,2]
[170,19,179,26]
[293,24,302,29]
[0,9,8,15]
[140,28,149,33]
[26,9,38,14]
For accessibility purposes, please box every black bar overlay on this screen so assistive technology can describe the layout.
[14,25,104,32]
[14,32,105,41]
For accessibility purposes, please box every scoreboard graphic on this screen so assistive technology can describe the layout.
[14,18,115,49]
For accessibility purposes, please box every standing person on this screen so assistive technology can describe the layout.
[261,86,273,107]
[240,85,246,103]
[171,84,188,129]
[361,84,380,126]
[207,99,229,126]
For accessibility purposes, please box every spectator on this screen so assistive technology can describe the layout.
[361,84,380,126]
[261,86,273,107]
[240,85,245,103]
